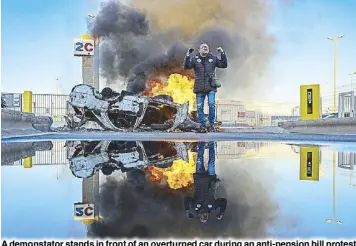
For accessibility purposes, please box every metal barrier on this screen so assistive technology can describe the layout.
[2,92,68,121]
[338,152,356,170]
[338,91,355,118]
[4,141,69,166]
[204,100,283,127]
[1,92,23,111]
[3,91,300,126]
[32,94,68,121]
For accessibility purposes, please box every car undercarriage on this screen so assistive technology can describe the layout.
[64,84,220,132]
[66,140,192,178]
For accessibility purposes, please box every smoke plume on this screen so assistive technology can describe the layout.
[87,159,279,238]
[90,0,275,100]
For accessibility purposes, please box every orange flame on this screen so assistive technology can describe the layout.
[143,70,196,112]
[142,68,197,189]
[145,151,197,189]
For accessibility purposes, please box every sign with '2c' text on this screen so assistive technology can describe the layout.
[74,203,94,220]
[74,38,95,56]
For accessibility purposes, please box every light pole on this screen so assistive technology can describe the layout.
[326,152,343,225]
[55,78,60,95]
[327,35,345,113]
[349,170,355,187]
[349,71,356,92]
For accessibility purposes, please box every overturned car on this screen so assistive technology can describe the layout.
[65,84,219,132]
[66,140,191,179]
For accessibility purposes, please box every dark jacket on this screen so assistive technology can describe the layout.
[184,173,227,219]
[184,52,228,93]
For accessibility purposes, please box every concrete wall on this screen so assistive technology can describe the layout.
[1,109,53,137]
[279,117,356,134]
[1,142,53,165]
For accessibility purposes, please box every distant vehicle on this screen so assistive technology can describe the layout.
[322,113,338,119]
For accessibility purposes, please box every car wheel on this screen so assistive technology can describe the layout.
[101,87,113,98]
[150,123,172,130]
[101,167,113,176]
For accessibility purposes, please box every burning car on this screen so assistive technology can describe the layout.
[64,84,218,132]
[66,140,190,179]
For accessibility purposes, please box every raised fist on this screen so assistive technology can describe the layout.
[187,48,194,55]
[216,47,223,53]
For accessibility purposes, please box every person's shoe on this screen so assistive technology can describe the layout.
[196,127,208,133]
[208,126,217,132]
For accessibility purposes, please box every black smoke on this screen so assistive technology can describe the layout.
[89,0,275,100]
[87,160,278,238]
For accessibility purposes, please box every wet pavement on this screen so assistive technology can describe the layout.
[1,140,355,239]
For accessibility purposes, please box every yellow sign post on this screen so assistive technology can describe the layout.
[23,157,33,168]
[299,146,320,181]
[300,84,321,120]
[23,91,33,113]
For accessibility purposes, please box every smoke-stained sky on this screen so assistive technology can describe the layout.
[90,0,275,100]
[88,159,279,238]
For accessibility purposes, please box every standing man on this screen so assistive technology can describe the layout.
[184,43,228,132]
[184,141,226,223]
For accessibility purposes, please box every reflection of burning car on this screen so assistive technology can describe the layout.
[66,140,190,179]
[64,84,212,132]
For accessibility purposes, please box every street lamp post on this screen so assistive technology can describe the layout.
[327,35,345,114]
[326,152,343,225]
[349,170,355,187]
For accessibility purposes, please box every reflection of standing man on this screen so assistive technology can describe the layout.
[184,43,228,132]
[184,142,227,223]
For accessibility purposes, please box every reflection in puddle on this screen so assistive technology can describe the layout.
[66,141,192,179]
[1,141,356,238]
[87,141,277,238]
[1,141,53,166]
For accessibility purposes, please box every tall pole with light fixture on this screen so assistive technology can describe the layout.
[327,35,344,114]
[349,71,356,117]
[326,151,343,225]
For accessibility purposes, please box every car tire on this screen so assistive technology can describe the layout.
[101,167,113,176]
[101,87,113,98]
[150,123,172,130]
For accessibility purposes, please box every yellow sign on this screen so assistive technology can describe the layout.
[23,91,33,113]
[300,84,321,120]
[23,157,33,168]
[299,146,320,181]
